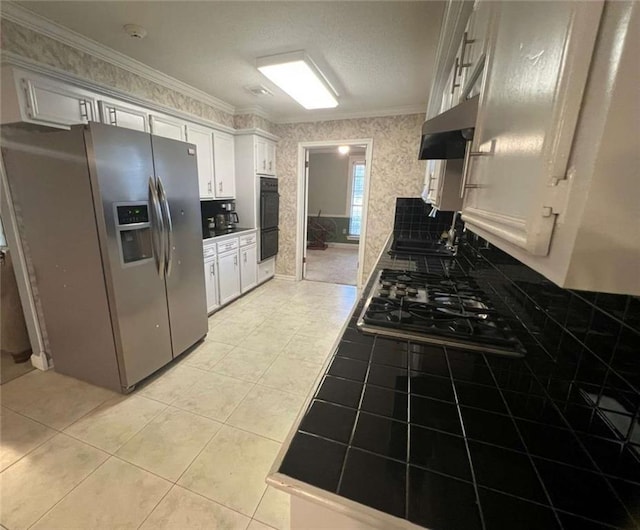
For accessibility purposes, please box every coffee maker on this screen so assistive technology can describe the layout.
[215,201,239,231]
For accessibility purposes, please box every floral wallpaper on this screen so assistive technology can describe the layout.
[1,19,236,128]
[234,113,275,133]
[273,114,427,281]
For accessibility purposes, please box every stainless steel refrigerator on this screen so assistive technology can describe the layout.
[1,122,207,392]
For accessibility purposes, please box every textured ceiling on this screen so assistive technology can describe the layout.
[14,1,445,122]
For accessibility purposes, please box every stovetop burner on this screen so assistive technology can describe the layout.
[357,269,526,358]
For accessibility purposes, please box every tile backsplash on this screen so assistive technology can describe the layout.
[464,232,640,477]
[392,198,459,239]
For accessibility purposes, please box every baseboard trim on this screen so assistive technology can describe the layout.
[274,274,296,281]
[326,242,359,249]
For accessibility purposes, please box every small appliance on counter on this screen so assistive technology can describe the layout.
[201,200,240,237]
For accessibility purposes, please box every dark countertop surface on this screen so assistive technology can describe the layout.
[203,227,255,240]
[275,235,640,530]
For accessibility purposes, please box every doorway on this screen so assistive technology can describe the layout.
[296,140,373,287]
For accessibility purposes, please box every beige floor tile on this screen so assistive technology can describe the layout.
[140,485,250,530]
[258,357,321,397]
[0,434,108,530]
[254,486,291,530]
[0,408,56,472]
[248,519,276,530]
[116,407,221,481]
[183,340,234,371]
[227,386,305,442]
[212,347,278,383]
[1,370,116,430]
[208,318,264,346]
[138,364,207,404]
[64,395,166,453]
[280,334,337,365]
[172,372,251,422]
[0,354,34,385]
[32,457,171,530]
[239,328,296,355]
[179,426,280,517]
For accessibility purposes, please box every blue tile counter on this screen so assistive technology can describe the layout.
[267,231,640,530]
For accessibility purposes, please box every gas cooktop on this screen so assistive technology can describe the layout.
[357,269,526,358]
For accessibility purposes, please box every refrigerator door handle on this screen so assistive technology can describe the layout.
[148,176,165,278]
[157,176,174,277]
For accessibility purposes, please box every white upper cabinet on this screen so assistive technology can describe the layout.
[266,141,276,176]
[98,100,148,132]
[254,137,276,176]
[213,131,236,198]
[2,70,98,127]
[458,0,493,100]
[461,1,603,256]
[423,159,463,212]
[185,123,215,199]
[149,113,186,141]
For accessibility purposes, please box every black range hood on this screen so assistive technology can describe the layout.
[419,95,479,160]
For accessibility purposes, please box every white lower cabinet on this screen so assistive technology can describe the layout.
[203,244,219,314]
[257,257,275,284]
[217,249,241,306]
[204,260,219,314]
[240,244,257,293]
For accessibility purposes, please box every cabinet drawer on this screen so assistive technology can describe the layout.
[216,238,239,254]
[239,233,257,247]
[258,258,275,282]
[203,246,216,259]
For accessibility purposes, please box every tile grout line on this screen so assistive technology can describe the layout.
[444,348,487,530]
[25,454,112,530]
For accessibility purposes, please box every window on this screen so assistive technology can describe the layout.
[348,159,366,237]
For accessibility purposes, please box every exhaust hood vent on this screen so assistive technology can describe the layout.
[419,95,479,160]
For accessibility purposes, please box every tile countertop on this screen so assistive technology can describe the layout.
[267,233,640,530]
[203,227,256,243]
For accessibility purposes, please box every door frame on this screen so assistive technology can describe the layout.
[295,138,373,288]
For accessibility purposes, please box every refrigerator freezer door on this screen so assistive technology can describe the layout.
[85,123,173,388]
[151,135,207,357]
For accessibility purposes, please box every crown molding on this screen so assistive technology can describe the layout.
[0,2,236,115]
[234,128,280,141]
[273,103,427,124]
[234,105,271,119]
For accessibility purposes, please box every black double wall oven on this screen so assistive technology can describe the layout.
[259,177,279,261]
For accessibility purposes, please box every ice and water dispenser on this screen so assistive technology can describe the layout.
[115,203,153,265]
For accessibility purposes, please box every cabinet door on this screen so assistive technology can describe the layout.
[204,259,219,313]
[217,251,240,305]
[99,101,148,132]
[266,141,276,176]
[186,124,215,198]
[255,138,267,174]
[461,1,603,256]
[22,77,97,126]
[240,245,257,293]
[458,1,494,99]
[150,114,186,141]
[213,132,236,198]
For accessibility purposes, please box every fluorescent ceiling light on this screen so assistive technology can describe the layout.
[257,51,338,110]
[338,145,351,155]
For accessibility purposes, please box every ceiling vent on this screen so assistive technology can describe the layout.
[245,85,273,97]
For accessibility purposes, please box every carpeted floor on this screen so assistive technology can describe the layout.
[304,246,359,286]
